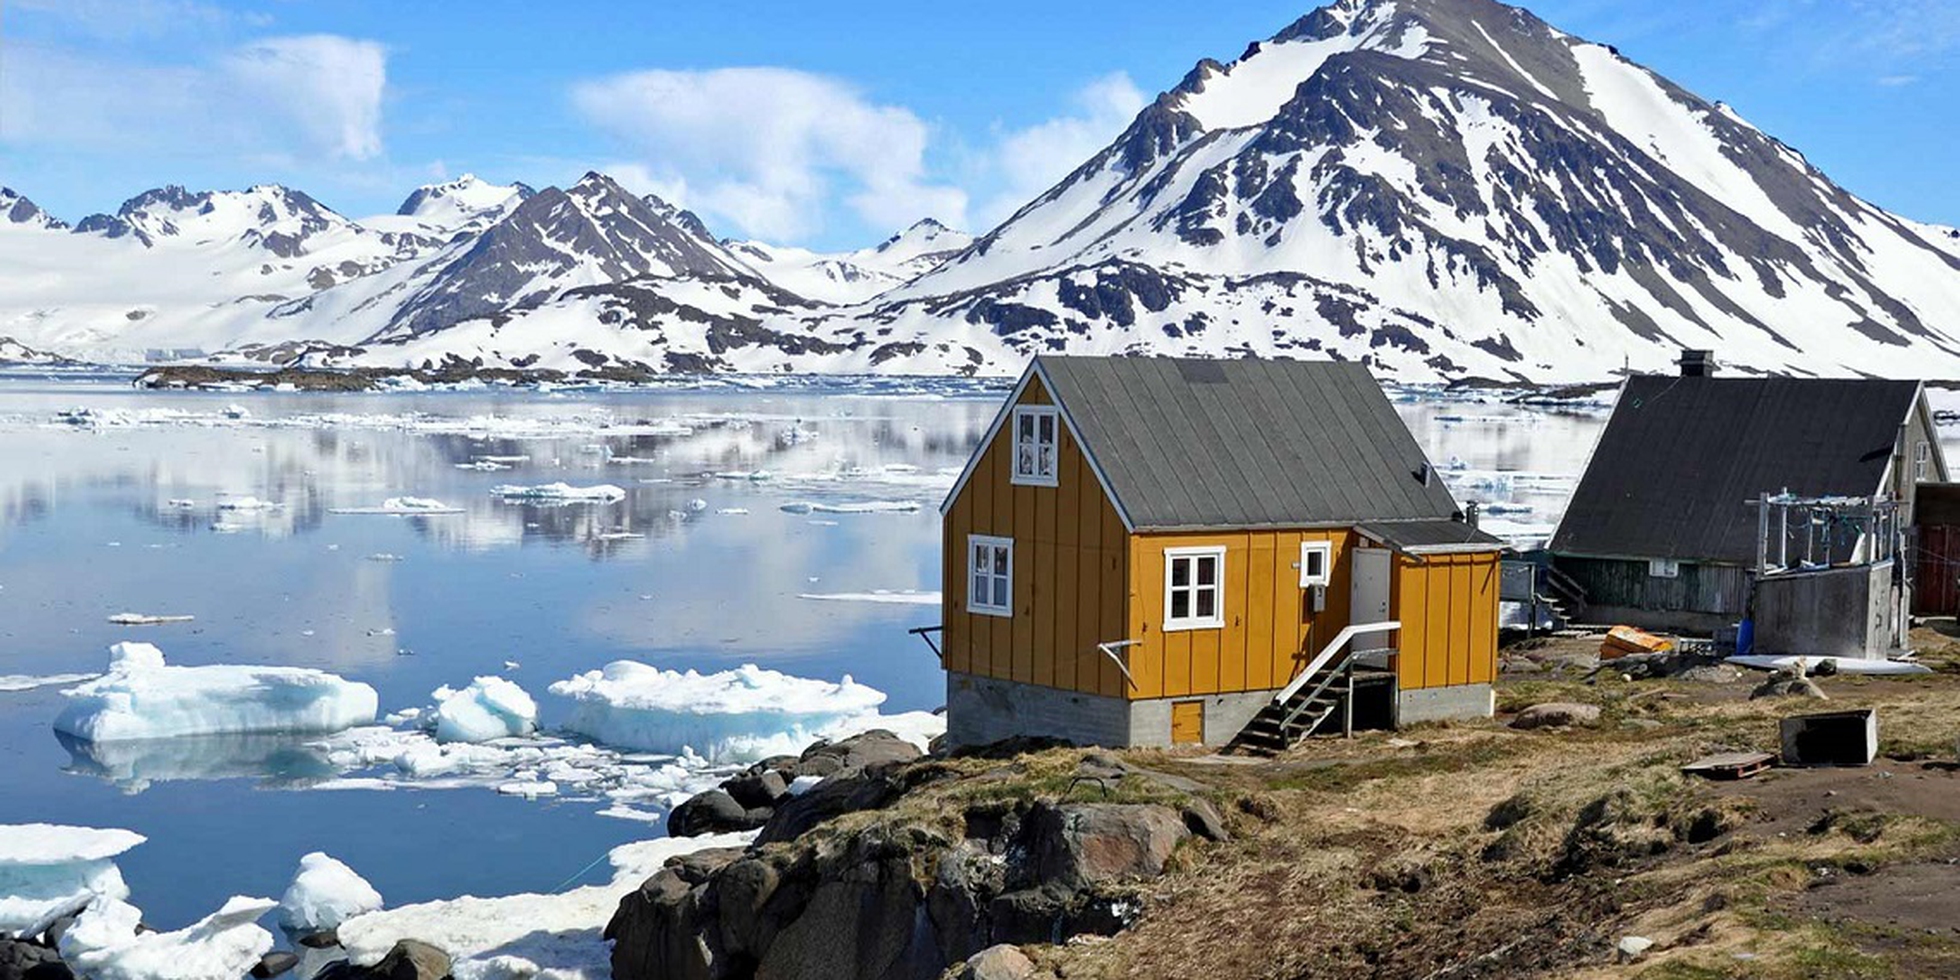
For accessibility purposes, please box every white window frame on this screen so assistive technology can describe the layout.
[1648,558,1681,579]
[1010,405,1060,487]
[1299,540,1333,588]
[968,534,1014,618]
[1916,441,1932,481]
[1164,546,1226,631]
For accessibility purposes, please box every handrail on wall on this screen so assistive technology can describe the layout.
[1273,620,1401,705]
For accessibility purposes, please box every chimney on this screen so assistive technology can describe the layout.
[1679,349,1715,378]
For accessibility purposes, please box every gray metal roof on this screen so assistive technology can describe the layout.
[1549,375,1925,564]
[1037,356,1464,531]
[1360,519,1507,553]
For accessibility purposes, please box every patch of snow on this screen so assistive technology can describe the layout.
[61,894,276,980]
[279,852,382,932]
[337,832,755,980]
[53,642,379,742]
[0,672,100,692]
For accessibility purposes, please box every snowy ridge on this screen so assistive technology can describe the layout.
[2,0,1959,380]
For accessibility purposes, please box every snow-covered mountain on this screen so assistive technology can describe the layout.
[4,0,1960,380]
[727,219,974,304]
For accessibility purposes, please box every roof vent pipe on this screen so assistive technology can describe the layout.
[1464,501,1480,529]
[1680,349,1715,378]
[1419,462,1432,487]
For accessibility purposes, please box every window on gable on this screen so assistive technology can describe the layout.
[1916,441,1932,481]
[969,535,1013,617]
[1011,406,1059,487]
[1648,558,1680,579]
[1299,541,1332,588]
[1165,547,1225,631]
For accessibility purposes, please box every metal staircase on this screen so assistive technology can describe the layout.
[1228,621,1399,755]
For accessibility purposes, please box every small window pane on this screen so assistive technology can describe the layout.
[972,577,988,605]
[1038,446,1054,474]
[1038,414,1054,440]
[1171,591,1190,619]
[1196,590,1216,618]
[1306,549,1324,576]
[992,547,1008,575]
[1196,556,1217,586]
[1017,446,1034,474]
[993,579,1008,606]
[1171,559,1189,588]
[1018,413,1033,438]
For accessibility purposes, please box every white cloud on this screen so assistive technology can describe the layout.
[0,34,387,163]
[979,72,1146,226]
[571,67,968,242]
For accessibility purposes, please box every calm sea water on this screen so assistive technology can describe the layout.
[0,372,1608,927]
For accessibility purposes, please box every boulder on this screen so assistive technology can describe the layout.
[670,789,772,837]
[757,767,910,845]
[0,938,72,980]
[296,929,341,949]
[958,944,1036,980]
[753,854,937,980]
[724,771,790,809]
[605,867,722,980]
[373,940,450,980]
[1510,703,1602,729]
[1750,669,1827,701]
[799,730,922,775]
[251,951,300,979]
[1180,799,1230,842]
[1028,803,1188,891]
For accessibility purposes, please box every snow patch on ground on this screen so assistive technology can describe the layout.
[53,642,379,742]
[336,832,756,980]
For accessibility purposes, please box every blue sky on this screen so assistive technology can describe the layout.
[2,0,1955,249]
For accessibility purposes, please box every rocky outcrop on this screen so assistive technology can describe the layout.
[668,731,925,839]
[608,795,1193,980]
[0,937,72,980]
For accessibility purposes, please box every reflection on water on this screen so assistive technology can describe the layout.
[57,730,339,794]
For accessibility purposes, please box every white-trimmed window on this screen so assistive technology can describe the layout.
[1165,546,1226,631]
[1299,540,1332,588]
[969,535,1013,617]
[1916,441,1932,481]
[1011,406,1059,487]
[1648,558,1680,579]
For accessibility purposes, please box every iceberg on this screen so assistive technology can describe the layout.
[328,497,465,515]
[62,895,276,980]
[548,661,888,763]
[279,853,382,932]
[432,677,539,743]
[489,483,626,503]
[0,824,144,939]
[53,642,379,742]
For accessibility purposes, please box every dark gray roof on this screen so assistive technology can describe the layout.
[1360,519,1506,553]
[1038,356,1463,530]
[1550,375,1923,564]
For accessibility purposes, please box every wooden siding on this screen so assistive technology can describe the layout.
[1556,556,1751,620]
[1125,529,1356,700]
[1392,551,1500,691]
[942,376,1129,697]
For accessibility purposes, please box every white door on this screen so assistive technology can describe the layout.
[1350,547,1392,652]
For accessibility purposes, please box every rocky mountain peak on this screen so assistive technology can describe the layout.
[395,174,531,220]
[0,188,66,231]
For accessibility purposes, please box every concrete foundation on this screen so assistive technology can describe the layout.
[945,673,1276,749]
[949,672,1496,747]
[1396,683,1495,726]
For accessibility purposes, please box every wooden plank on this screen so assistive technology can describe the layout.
[1469,556,1498,685]
[1450,556,1473,687]
[987,442,1010,680]
[1105,542,1128,698]
[1132,536,1162,699]
[1246,538,1276,691]
[1397,560,1426,690]
[1425,560,1450,689]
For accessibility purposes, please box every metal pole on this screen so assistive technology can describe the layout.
[1343,663,1355,739]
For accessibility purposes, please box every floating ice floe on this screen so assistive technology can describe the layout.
[0,824,144,939]
[431,677,540,744]
[280,852,382,933]
[106,613,195,626]
[490,483,626,503]
[778,499,921,515]
[548,661,889,763]
[215,497,279,512]
[335,832,755,980]
[796,590,941,606]
[56,729,340,793]
[716,507,750,516]
[0,672,99,692]
[53,642,379,742]
[329,497,465,515]
[454,460,511,471]
[61,894,276,980]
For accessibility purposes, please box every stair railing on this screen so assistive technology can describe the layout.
[1273,621,1401,705]
[1272,621,1399,740]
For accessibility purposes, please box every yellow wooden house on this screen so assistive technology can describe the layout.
[938,356,1504,750]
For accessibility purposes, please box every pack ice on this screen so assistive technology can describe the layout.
[0,824,143,939]
[548,661,888,763]
[53,642,378,742]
